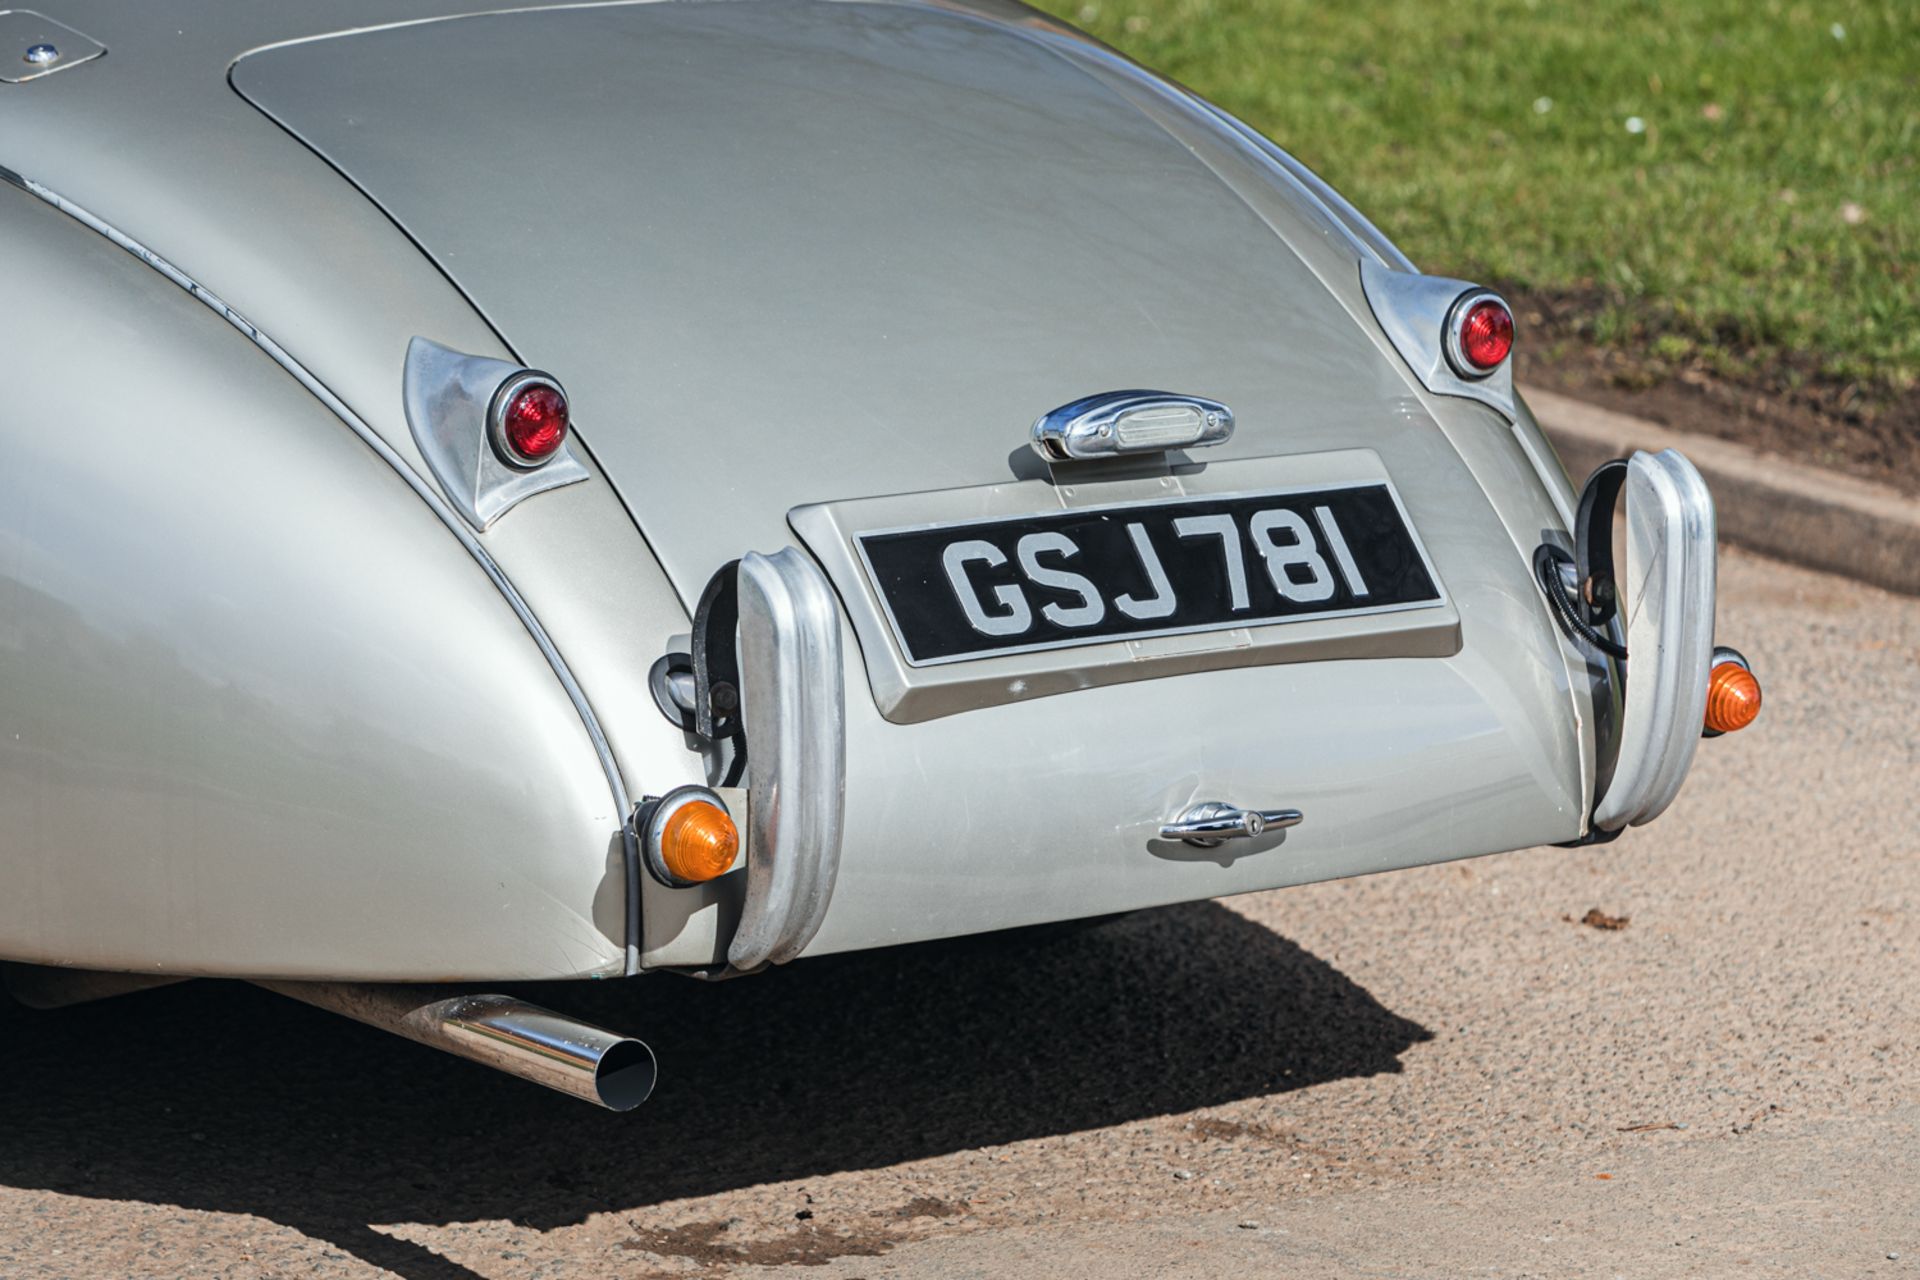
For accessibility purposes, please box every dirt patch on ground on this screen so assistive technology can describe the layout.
[621,1199,966,1274]
[1188,1117,1357,1166]
[890,1196,964,1221]
[622,1217,896,1271]
[1508,286,1920,494]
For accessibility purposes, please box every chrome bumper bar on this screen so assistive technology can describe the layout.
[727,548,847,969]
[1592,449,1717,831]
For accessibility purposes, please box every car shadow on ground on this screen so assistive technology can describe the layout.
[0,902,1428,1279]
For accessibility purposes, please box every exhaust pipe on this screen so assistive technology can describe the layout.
[257,982,656,1111]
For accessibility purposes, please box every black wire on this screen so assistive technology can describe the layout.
[719,736,748,788]
[1534,544,1629,661]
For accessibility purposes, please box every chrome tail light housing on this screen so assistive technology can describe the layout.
[1359,260,1516,421]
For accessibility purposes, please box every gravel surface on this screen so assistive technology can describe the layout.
[0,547,1912,1279]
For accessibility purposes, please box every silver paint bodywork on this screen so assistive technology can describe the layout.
[0,0,1665,983]
[0,189,627,978]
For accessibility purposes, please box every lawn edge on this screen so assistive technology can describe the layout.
[1525,385,1920,598]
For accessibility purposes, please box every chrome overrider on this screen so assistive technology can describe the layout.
[728,549,847,971]
[257,982,656,1111]
[1591,449,1718,831]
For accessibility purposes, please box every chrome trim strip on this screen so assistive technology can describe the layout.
[964,6,1414,273]
[5,172,641,972]
[729,549,847,970]
[1195,104,1416,273]
[1358,258,1517,422]
[1592,449,1717,831]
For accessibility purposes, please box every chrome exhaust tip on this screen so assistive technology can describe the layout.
[257,982,655,1111]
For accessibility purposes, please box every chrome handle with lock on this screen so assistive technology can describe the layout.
[1159,801,1304,847]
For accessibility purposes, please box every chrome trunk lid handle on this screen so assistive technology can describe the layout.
[1030,390,1233,462]
[1160,801,1303,847]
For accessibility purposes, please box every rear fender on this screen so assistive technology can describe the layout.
[0,182,625,979]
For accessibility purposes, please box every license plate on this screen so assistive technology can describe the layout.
[855,483,1444,666]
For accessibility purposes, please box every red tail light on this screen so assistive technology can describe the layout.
[1459,300,1514,368]
[490,373,570,468]
[1446,294,1514,378]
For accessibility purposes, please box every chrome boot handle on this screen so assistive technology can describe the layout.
[1160,801,1303,847]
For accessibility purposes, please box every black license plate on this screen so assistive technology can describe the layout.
[855,483,1444,666]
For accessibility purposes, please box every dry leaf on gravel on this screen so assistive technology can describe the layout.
[1564,908,1631,930]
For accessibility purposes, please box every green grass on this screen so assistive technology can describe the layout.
[1034,0,1919,395]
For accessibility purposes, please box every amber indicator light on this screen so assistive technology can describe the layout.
[1704,661,1762,734]
[659,801,740,884]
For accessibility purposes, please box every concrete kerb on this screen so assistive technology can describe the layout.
[1524,385,1920,597]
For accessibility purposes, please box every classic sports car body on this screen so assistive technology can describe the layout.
[1,0,1757,1106]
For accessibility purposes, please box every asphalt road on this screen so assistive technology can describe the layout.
[0,546,1913,1280]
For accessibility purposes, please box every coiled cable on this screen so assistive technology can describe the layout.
[1534,543,1629,661]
